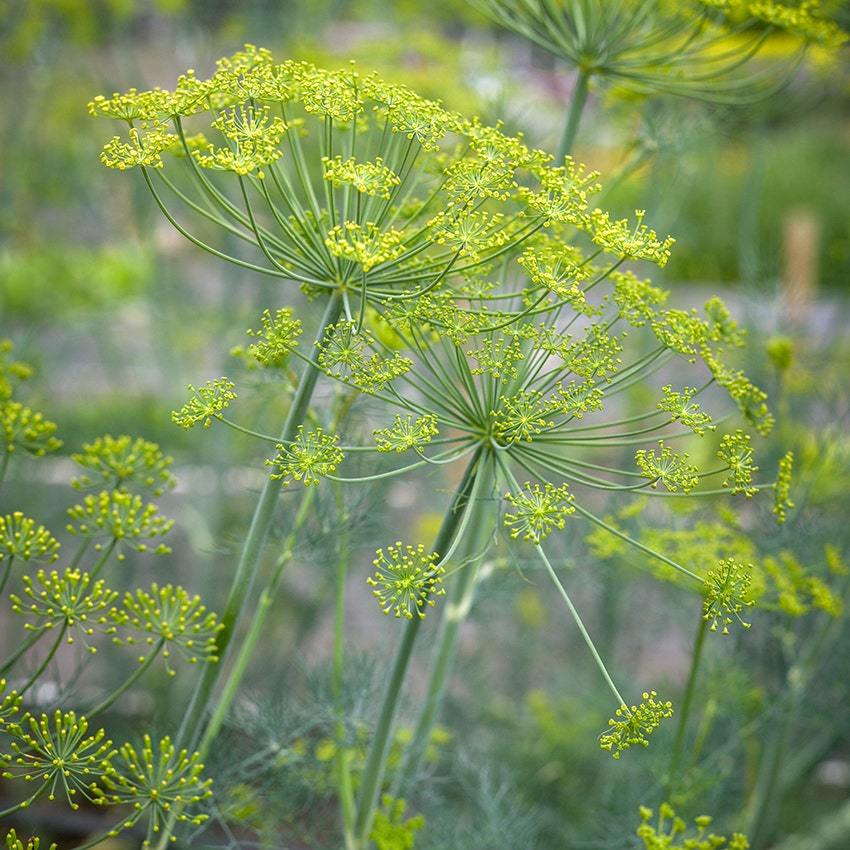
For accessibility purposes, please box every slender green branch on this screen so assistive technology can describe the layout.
[353,450,484,847]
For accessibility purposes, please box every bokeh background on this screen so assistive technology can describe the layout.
[1,2,849,848]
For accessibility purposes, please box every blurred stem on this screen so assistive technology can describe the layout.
[666,616,708,800]
[176,292,342,756]
[353,449,484,848]
[0,451,9,489]
[557,69,591,161]
[333,480,357,849]
[0,554,14,595]
[747,597,848,848]
[391,470,496,797]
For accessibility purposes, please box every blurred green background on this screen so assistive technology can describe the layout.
[1,2,849,849]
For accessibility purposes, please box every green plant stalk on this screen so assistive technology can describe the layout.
[0,451,10,489]
[353,450,484,847]
[20,624,66,694]
[154,486,319,850]
[333,481,357,850]
[88,639,164,718]
[176,293,342,754]
[0,627,45,675]
[557,68,591,160]
[89,538,118,579]
[391,489,497,797]
[747,594,848,847]
[666,616,708,798]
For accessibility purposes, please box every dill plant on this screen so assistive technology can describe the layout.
[471,0,846,156]
[0,341,219,848]
[84,45,800,849]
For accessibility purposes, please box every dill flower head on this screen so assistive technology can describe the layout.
[0,679,22,727]
[72,435,176,496]
[374,414,439,454]
[703,559,755,634]
[89,45,676,326]
[658,385,715,436]
[96,735,212,846]
[10,568,119,650]
[171,378,237,429]
[370,795,425,850]
[243,307,302,368]
[635,442,700,493]
[1,402,61,457]
[0,513,60,563]
[113,583,222,673]
[772,451,795,524]
[5,830,57,850]
[367,542,445,620]
[718,430,759,496]
[0,340,33,402]
[266,425,344,487]
[637,803,750,850]
[598,691,674,759]
[504,481,575,544]
[317,321,412,393]
[3,711,114,810]
[66,490,173,557]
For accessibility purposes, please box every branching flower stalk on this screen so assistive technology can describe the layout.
[88,44,616,769]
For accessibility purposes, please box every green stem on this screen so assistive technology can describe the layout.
[88,639,164,718]
[333,482,357,850]
[19,624,66,694]
[0,627,45,675]
[666,616,708,799]
[0,554,14,595]
[89,539,118,579]
[195,486,316,758]
[176,293,342,754]
[557,69,591,161]
[0,450,10,489]
[391,488,496,797]
[353,450,484,847]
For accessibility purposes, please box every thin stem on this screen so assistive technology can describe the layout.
[353,450,484,846]
[0,626,46,675]
[535,544,626,707]
[176,294,342,754]
[557,69,591,160]
[391,467,496,796]
[333,482,357,849]
[666,617,708,798]
[89,539,118,579]
[19,625,66,694]
[195,487,317,758]
[88,639,164,718]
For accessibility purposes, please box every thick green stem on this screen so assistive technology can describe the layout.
[666,616,708,799]
[176,293,341,753]
[557,69,591,161]
[353,450,483,847]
